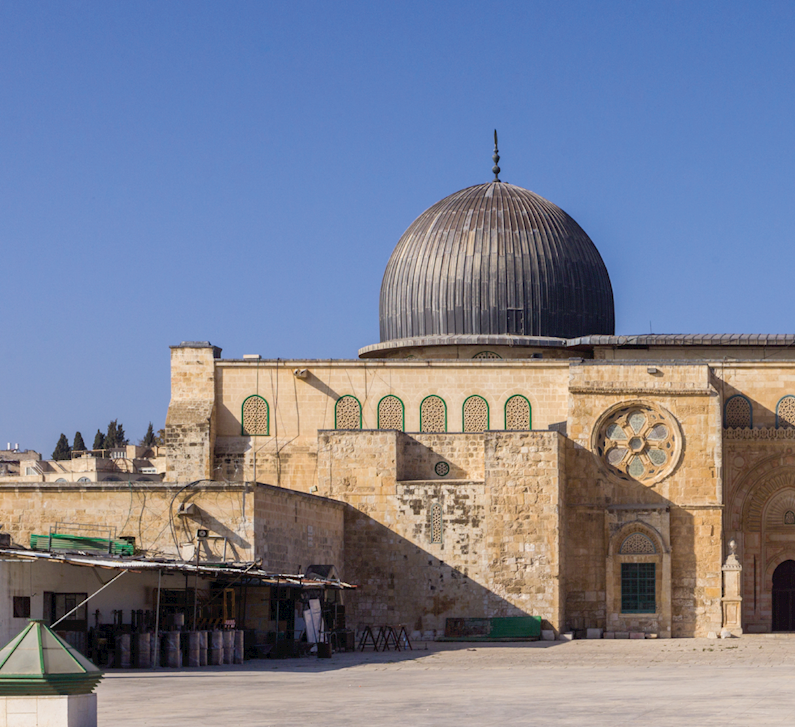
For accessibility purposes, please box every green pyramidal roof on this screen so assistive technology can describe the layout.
[0,621,102,696]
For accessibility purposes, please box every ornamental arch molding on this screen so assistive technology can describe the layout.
[763,489,795,531]
[607,520,668,556]
[738,465,795,532]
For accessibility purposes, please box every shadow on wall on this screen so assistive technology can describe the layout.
[341,505,553,639]
[174,502,251,561]
[564,439,701,638]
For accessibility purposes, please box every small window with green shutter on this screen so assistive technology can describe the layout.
[621,562,656,613]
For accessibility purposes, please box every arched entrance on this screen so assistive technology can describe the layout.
[772,560,795,631]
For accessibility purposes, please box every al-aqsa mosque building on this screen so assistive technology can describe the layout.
[163,138,795,639]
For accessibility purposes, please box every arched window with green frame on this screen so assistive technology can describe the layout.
[335,395,362,429]
[776,395,795,429]
[420,395,447,433]
[378,395,404,431]
[462,395,489,432]
[242,395,269,436]
[504,394,532,430]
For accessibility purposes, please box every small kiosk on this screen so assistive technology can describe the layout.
[0,620,103,726]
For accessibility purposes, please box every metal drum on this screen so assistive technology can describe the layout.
[199,631,208,666]
[134,632,151,669]
[222,630,233,664]
[164,631,182,668]
[210,631,224,666]
[116,633,131,668]
[185,632,200,667]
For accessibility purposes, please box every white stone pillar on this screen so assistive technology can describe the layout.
[722,538,743,635]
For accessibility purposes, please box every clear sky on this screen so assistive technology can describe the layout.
[2,1,795,455]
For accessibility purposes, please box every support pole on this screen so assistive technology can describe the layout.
[193,541,200,631]
[152,568,162,670]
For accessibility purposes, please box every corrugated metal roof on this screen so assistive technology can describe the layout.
[569,334,795,347]
[0,550,355,589]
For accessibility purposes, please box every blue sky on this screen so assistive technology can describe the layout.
[2,1,795,455]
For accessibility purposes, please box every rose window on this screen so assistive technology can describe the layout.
[595,404,679,483]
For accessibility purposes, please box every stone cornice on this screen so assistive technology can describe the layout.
[570,384,713,396]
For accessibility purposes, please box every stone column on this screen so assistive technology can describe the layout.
[722,539,743,635]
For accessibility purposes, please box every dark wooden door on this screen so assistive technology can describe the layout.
[772,560,795,631]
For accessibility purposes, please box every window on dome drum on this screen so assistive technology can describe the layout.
[335,396,362,429]
[473,351,502,359]
[507,308,525,335]
[430,503,443,544]
[777,396,795,429]
[420,396,447,433]
[377,395,404,431]
[621,563,656,613]
[724,395,752,429]
[463,396,489,432]
[505,395,531,430]
[241,395,269,436]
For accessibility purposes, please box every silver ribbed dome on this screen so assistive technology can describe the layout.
[379,181,615,341]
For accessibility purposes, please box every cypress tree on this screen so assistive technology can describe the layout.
[52,434,71,461]
[92,429,105,450]
[105,420,119,449]
[105,420,129,449]
[116,422,128,446]
[141,422,156,447]
[73,431,86,452]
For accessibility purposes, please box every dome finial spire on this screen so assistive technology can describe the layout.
[492,129,501,182]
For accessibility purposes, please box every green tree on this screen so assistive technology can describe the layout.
[73,431,86,452]
[140,422,156,447]
[92,429,105,450]
[155,428,166,446]
[105,420,129,449]
[52,434,71,461]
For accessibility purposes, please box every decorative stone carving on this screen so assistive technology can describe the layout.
[463,396,488,432]
[505,395,531,430]
[378,395,403,431]
[335,396,361,430]
[242,396,269,436]
[724,427,795,440]
[724,396,751,429]
[593,402,682,484]
[619,532,657,554]
[420,396,446,433]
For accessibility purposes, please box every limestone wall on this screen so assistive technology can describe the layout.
[253,484,345,575]
[0,482,254,561]
[210,358,569,492]
[316,429,565,636]
[715,362,795,430]
[165,344,221,482]
[565,361,723,637]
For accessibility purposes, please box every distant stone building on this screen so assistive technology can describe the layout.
[159,169,795,639]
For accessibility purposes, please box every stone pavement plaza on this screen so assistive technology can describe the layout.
[97,638,795,726]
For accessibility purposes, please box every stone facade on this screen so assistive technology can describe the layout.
[316,429,564,634]
[147,341,795,639]
[0,481,342,574]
